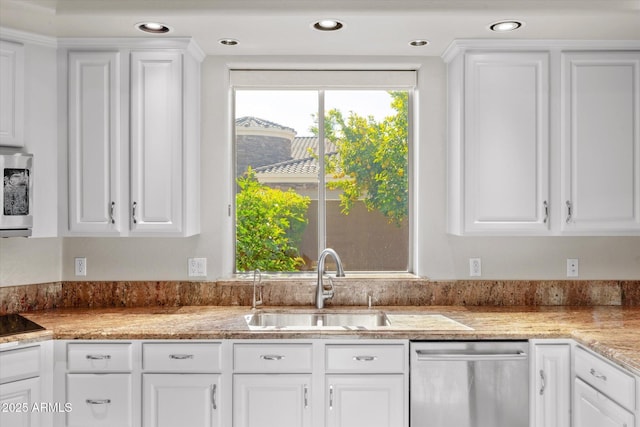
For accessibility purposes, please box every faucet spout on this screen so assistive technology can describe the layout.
[316,248,345,309]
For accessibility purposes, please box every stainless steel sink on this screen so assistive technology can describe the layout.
[245,310,390,329]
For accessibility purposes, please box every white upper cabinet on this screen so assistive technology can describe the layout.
[561,51,640,234]
[454,51,550,234]
[0,39,24,147]
[130,51,183,234]
[446,41,640,236]
[65,39,202,236]
[68,51,121,234]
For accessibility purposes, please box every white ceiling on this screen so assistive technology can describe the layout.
[1,0,639,56]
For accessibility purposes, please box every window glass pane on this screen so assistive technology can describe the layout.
[324,90,409,271]
[234,88,410,273]
[235,90,317,272]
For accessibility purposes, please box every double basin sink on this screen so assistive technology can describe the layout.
[245,310,390,330]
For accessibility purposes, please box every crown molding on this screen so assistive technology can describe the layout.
[0,27,57,48]
[442,39,640,63]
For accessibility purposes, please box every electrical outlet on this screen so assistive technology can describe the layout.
[188,258,207,277]
[74,257,87,276]
[567,258,579,277]
[469,258,482,277]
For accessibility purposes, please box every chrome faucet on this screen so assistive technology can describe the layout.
[315,248,345,309]
[252,269,263,309]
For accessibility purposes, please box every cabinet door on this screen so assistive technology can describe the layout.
[68,51,122,234]
[66,373,132,427]
[463,52,550,234]
[533,344,570,427]
[0,377,40,427]
[561,51,640,233]
[143,374,220,427]
[233,374,312,427]
[130,51,183,234]
[574,378,635,427]
[326,374,405,427]
[0,39,24,147]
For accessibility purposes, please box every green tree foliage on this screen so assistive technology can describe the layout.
[314,91,408,225]
[235,168,311,271]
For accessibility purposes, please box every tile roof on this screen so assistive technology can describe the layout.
[254,136,338,175]
[235,116,296,133]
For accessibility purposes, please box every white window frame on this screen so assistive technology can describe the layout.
[231,69,416,273]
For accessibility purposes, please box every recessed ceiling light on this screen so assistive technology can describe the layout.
[409,39,430,47]
[313,19,344,31]
[219,38,239,46]
[489,20,524,32]
[135,22,172,34]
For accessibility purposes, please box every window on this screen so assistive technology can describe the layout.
[232,71,415,273]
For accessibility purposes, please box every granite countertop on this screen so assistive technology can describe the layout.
[3,305,640,376]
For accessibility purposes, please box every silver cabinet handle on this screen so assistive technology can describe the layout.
[86,354,111,360]
[132,201,138,224]
[353,355,377,362]
[303,385,309,409]
[543,200,549,224]
[169,354,194,360]
[566,200,572,223]
[110,201,115,224]
[539,369,546,395]
[86,399,111,405]
[590,368,607,381]
[260,354,285,361]
[211,384,217,410]
[329,385,334,410]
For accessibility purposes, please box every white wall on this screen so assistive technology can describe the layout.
[2,49,639,286]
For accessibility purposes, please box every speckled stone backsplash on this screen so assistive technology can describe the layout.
[1,279,639,314]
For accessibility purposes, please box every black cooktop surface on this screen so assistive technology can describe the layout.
[0,314,45,337]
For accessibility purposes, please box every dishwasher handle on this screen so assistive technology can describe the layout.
[415,350,527,361]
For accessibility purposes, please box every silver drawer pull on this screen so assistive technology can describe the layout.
[539,369,546,395]
[86,399,111,405]
[590,368,607,381]
[169,354,194,360]
[260,354,285,361]
[303,385,309,408]
[353,355,377,362]
[86,354,111,360]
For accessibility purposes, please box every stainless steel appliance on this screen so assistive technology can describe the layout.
[1,152,33,237]
[410,341,529,427]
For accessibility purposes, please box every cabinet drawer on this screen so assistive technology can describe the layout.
[67,343,132,372]
[325,344,406,373]
[142,342,221,372]
[234,343,313,373]
[575,346,636,411]
[574,378,635,427]
[0,345,40,383]
[66,373,132,427]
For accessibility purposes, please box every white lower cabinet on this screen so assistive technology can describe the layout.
[66,374,132,427]
[1,342,52,427]
[143,374,220,427]
[572,345,637,427]
[326,375,404,427]
[0,377,41,427]
[574,378,634,427]
[232,374,312,427]
[532,342,571,427]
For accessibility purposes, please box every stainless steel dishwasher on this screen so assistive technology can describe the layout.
[410,341,529,427]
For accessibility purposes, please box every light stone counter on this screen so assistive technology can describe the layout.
[4,305,639,375]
